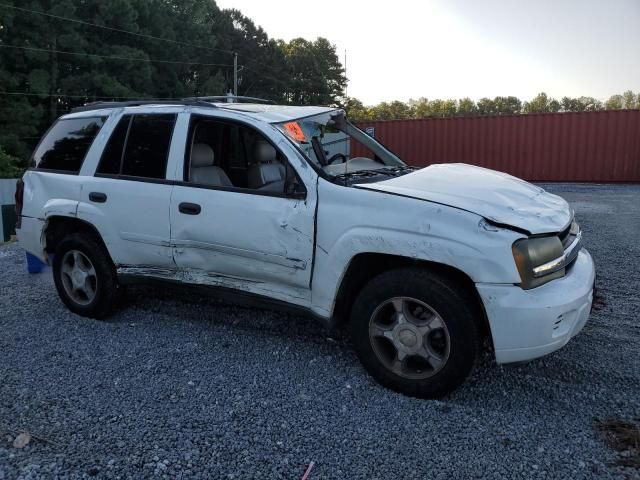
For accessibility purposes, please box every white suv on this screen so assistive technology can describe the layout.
[16,99,596,398]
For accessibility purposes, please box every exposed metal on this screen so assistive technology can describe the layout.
[368,296,450,379]
[353,110,640,182]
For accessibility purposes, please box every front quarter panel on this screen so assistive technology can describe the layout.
[311,179,523,317]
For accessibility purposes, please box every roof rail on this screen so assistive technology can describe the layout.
[70,99,217,113]
[183,95,275,105]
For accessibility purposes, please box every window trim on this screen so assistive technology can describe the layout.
[92,174,305,199]
[182,114,307,200]
[30,115,107,174]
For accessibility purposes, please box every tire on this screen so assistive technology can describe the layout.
[350,267,481,399]
[52,232,119,319]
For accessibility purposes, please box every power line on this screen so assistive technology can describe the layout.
[0,91,172,100]
[0,3,235,56]
[0,44,235,68]
[0,2,284,96]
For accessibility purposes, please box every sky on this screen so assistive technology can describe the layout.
[215,0,640,105]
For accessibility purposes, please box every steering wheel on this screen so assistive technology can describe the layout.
[327,153,348,165]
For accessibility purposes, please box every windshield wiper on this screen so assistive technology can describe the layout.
[334,166,416,180]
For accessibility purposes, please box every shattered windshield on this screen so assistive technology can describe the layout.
[274,110,413,182]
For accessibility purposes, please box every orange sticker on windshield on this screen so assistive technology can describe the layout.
[283,122,306,142]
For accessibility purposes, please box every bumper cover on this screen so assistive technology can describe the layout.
[477,249,595,364]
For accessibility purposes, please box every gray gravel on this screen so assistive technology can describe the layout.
[1,183,639,479]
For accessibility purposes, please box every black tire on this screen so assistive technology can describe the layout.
[350,267,481,399]
[52,232,119,319]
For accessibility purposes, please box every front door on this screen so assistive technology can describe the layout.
[169,113,317,306]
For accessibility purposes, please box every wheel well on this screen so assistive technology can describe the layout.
[44,216,109,258]
[332,253,492,341]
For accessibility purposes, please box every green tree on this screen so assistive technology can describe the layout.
[476,97,497,115]
[605,94,624,110]
[343,97,370,121]
[523,92,561,113]
[0,0,347,160]
[622,90,638,109]
[493,96,522,114]
[280,37,346,105]
[457,97,477,116]
[0,146,23,178]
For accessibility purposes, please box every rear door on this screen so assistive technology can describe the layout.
[168,111,317,306]
[77,111,179,270]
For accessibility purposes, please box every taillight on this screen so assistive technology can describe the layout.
[15,178,24,228]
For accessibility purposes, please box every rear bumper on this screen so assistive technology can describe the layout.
[477,249,595,364]
[15,216,47,262]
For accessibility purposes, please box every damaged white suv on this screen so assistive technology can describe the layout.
[16,99,595,398]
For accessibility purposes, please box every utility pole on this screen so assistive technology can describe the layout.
[233,52,238,97]
[344,49,348,99]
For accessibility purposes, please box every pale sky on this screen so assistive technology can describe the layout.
[215,0,640,105]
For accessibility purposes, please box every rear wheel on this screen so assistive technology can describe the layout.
[350,267,481,398]
[52,233,118,319]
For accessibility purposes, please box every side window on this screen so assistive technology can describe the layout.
[97,115,130,175]
[33,117,106,173]
[186,116,303,196]
[96,113,176,179]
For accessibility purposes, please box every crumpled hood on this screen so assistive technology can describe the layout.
[356,163,571,235]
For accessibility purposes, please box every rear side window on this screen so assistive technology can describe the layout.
[96,114,176,179]
[33,117,106,173]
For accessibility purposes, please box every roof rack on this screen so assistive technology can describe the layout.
[183,95,275,105]
[70,99,217,113]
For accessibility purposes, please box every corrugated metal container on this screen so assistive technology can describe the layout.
[353,110,640,182]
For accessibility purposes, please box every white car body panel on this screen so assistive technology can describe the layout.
[478,249,595,363]
[310,177,524,317]
[16,102,596,365]
[358,163,572,234]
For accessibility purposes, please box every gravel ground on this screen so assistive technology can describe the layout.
[1,183,639,480]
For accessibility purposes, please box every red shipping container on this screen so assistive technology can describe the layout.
[352,110,640,182]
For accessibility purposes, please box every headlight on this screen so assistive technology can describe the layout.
[512,235,565,289]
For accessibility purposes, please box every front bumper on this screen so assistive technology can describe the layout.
[477,248,595,364]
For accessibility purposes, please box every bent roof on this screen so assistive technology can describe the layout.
[215,103,338,123]
[62,102,339,123]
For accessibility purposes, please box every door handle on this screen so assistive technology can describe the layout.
[89,192,107,203]
[178,202,201,215]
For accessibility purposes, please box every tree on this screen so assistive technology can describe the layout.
[0,0,347,162]
[605,94,624,110]
[493,96,522,114]
[280,37,346,105]
[457,97,477,116]
[561,96,585,112]
[523,92,561,113]
[622,90,638,109]
[343,97,370,121]
[476,97,497,115]
[0,147,23,178]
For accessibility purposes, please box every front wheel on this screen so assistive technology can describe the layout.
[350,267,481,398]
[52,232,119,319]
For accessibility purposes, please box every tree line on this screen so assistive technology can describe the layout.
[0,0,346,176]
[344,91,640,121]
[1,1,637,178]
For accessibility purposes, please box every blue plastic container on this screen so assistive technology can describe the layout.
[26,252,47,274]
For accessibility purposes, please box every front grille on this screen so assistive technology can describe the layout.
[560,219,580,250]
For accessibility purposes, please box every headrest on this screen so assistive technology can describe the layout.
[254,140,276,164]
[191,143,214,167]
